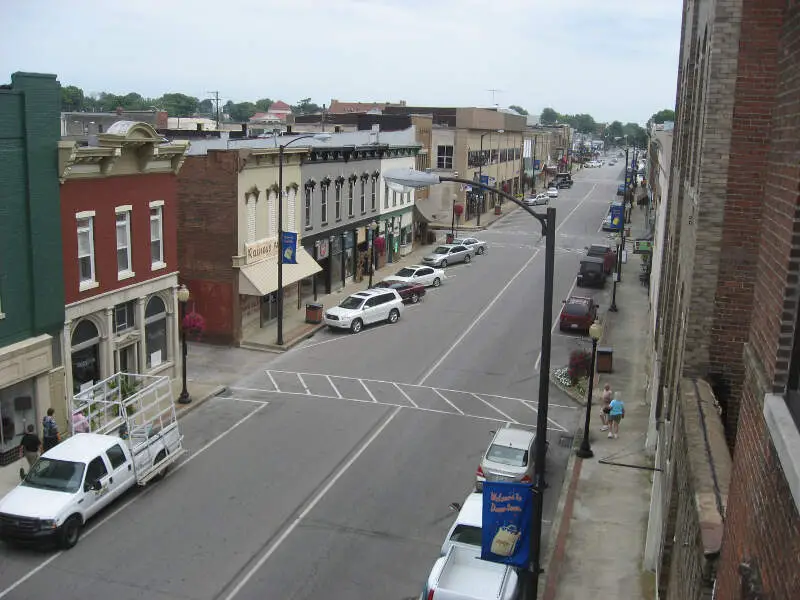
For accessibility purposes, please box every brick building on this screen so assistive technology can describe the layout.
[646,1,800,599]
[58,121,189,397]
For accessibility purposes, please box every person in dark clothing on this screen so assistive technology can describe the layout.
[19,424,42,468]
[42,408,60,451]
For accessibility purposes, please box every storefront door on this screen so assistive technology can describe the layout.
[71,319,101,394]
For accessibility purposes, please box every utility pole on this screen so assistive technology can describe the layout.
[208,91,221,130]
[486,88,503,106]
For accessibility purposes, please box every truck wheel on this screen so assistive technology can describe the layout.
[60,515,82,549]
[151,450,169,482]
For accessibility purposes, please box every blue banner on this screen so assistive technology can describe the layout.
[610,204,624,231]
[533,159,541,170]
[281,231,298,264]
[481,482,534,568]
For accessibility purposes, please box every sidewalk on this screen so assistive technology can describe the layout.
[241,203,520,351]
[543,205,655,599]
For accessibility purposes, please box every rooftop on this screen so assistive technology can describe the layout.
[44,433,120,464]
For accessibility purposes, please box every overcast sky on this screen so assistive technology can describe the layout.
[1,0,682,125]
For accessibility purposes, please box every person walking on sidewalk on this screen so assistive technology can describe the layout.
[600,384,613,431]
[18,425,42,469]
[608,393,625,439]
[42,408,60,451]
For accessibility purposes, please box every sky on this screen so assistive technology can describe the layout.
[0,0,682,125]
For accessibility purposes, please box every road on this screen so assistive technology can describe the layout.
[0,163,624,600]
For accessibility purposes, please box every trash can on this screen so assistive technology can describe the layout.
[494,204,501,215]
[446,233,455,244]
[596,346,613,373]
[305,302,324,324]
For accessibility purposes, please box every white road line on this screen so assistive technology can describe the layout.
[0,402,268,600]
[326,376,343,399]
[535,277,579,372]
[522,400,569,432]
[394,383,418,408]
[221,406,402,600]
[266,371,280,392]
[296,373,311,395]
[472,393,517,423]
[478,391,576,410]
[433,388,465,415]
[292,324,383,351]
[360,379,378,403]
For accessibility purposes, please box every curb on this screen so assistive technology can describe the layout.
[174,384,226,419]
[240,323,325,354]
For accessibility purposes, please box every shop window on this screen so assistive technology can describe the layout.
[113,300,136,334]
[0,381,36,456]
[150,204,164,268]
[77,216,96,287]
[145,296,168,369]
[71,319,101,394]
[116,210,132,277]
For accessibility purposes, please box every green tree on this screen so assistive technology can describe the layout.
[158,93,199,117]
[120,92,148,110]
[198,98,215,114]
[572,113,597,134]
[292,98,321,115]
[255,98,273,112]
[650,109,675,124]
[509,105,528,115]
[607,120,624,140]
[228,101,258,122]
[540,107,559,125]
[61,85,85,111]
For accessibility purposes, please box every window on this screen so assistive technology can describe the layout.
[246,196,257,242]
[304,186,312,228]
[150,205,164,267]
[348,181,354,216]
[321,185,329,224]
[71,319,100,393]
[393,191,397,207]
[145,296,167,369]
[77,216,96,286]
[116,210,132,277]
[106,444,127,469]
[335,183,342,220]
[85,456,108,486]
[360,180,366,214]
[384,184,390,209]
[113,301,135,333]
[371,179,377,211]
[437,145,454,169]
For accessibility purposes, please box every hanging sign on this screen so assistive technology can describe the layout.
[281,231,298,264]
[481,481,534,568]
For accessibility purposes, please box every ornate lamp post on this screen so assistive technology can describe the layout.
[177,284,191,404]
[610,232,621,312]
[367,220,378,288]
[577,320,604,458]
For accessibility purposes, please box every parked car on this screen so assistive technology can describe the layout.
[452,237,487,255]
[372,280,426,304]
[324,289,404,333]
[422,244,474,268]
[559,296,599,333]
[586,243,617,274]
[546,186,559,198]
[420,545,520,600]
[525,193,548,206]
[556,180,571,189]
[475,426,538,492]
[440,492,483,557]
[383,264,444,287]
[577,256,607,288]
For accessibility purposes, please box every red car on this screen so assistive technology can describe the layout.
[586,243,617,274]
[372,281,426,304]
[559,296,599,333]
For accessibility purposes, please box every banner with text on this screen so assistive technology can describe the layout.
[481,481,534,568]
[609,203,625,231]
[281,231,298,264]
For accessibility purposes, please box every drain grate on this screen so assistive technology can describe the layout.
[559,435,574,448]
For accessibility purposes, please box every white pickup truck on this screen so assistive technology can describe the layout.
[0,372,184,549]
[420,544,520,600]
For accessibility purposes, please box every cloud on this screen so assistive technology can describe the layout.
[0,0,681,124]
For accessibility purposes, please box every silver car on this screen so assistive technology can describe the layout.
[475,427,538,491]
[422,244,474,268]
[452,237,487,255]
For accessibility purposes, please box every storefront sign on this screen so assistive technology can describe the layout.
[316,239,330,260]
[481,481,534,568]
[634,240,652,254]
[245,237,280,264]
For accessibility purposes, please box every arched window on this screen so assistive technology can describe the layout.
[71,319,101,393]
[145,296,168,369]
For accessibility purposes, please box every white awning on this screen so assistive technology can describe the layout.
[238,246,322,297]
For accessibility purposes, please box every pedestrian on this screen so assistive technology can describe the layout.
[42,408,60,451]
[600,383,612,431]
[608,393,625,439]
[72,410,90,434]
[18,424,41,469]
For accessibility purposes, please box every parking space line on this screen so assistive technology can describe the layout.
[266,371,280,392]
[296,373,311,394]
[326,376,343,398]
[434,389,464,414]
[361,380,378,403]
[394,383,418,408]
[472,393,517,423]
[522,400,570,432]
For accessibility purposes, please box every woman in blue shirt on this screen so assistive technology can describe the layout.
[608,394,625,439]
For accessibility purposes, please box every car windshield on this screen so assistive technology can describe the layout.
[22,458,85,493]
[564,302,588,316]
[433,246,450,254]
[339,296,366,310]
[487,443,528,467]
[395,268,416,277]
[452,239,464,244]
[448,524,482,546]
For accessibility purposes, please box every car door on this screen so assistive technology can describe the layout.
[418,267,435,286]
[454,245,469,263]
[82,455,113,519]
[376,293,394,320]
[362,296,380,324]
[104,443,134,502]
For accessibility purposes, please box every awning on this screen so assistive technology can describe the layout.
[413,199,439,224]
[238,246,322,297]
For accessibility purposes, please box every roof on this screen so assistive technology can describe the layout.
[492,426,535,449]
[456,492,484,527]
[329,100,396,114]
[566,296,594,306]
[581,255,605,264]
[349,289,393,299]
[588,243,611,252]
[269,100,291,111]
[43,433,120,463]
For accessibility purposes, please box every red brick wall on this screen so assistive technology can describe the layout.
[61,173,178,305]
[177,152,239,344]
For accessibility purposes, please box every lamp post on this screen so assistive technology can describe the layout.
[478,129,504,226]
[367,220,378,288]
[276,132,332,346]
[577,320,603,458]
[383,168,555,600]
[610,233,621,312]
[177,284,191,404]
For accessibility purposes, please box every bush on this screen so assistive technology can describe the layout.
[568,349,592,384]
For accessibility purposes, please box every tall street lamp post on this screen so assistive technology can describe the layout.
[383,168,556,600]
[367,220,378,288]
[610,233,621,312]
[276,132,332,346]
[177,284,191,404]
[478,129,503,226]
[576,320,603,458]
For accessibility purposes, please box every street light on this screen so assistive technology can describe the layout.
[177,284,191,404]
[367,220,379,288]
[576,320,603,458]
[276,132,332,345]
[610,232,621,312]
[477,129,504,226]
[383,168,555,600]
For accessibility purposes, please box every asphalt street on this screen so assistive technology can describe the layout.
[0,162,624,600]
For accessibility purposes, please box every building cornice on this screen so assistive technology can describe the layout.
[307,145,420,164]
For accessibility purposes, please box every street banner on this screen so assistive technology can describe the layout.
[534,159,541,170]
[481,481,534,568]
[281,231,298,264]
[610,204,624,231]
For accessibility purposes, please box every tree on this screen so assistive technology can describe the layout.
[607,120,624,140]
[650,109,675,124]
[572,113,597,134]
[227,101,258,122]
[158,93,199,117]
[509,105,529,116]
[255,98,273,112]
[198,98,215,114]
[292,98,321,115]
[61,85,85,112]
[622,122,648,147]
[540,107,559,125]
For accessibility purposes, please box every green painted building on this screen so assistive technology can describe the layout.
[0,72,66,465]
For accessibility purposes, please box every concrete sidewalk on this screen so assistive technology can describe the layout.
[543,205,655,600]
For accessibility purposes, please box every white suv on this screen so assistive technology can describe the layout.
[324,289,404,333]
